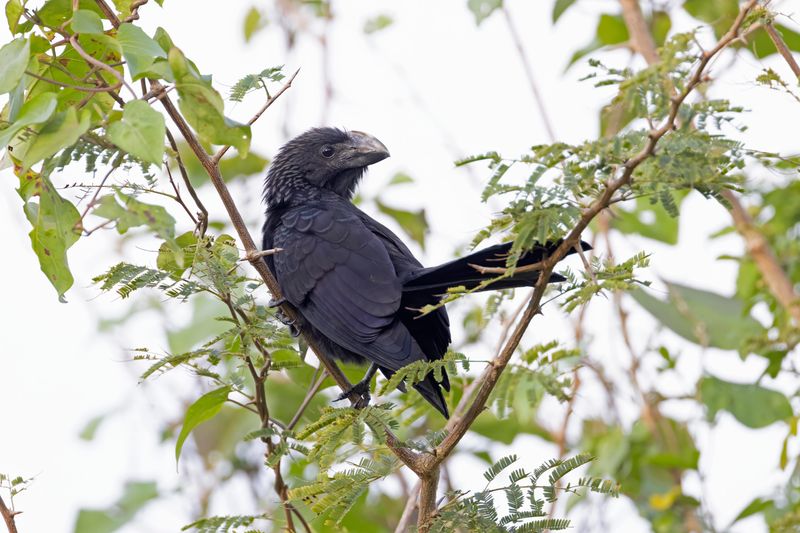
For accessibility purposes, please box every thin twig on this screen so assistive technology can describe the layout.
[765,23,800,78]
[68,34,136,97]
[394,481,420,533]
[212,68,300,164]
[93,0,121,27]
[287,368,328,430]
[165,129,208,236]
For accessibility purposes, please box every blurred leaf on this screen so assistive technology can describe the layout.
[552,0,576,23]
[107,99,165,166]
[167,297,229,353]
[79,414,106,441]
[596,14,629,45]
[74,481,158,533]
[16,170,81,300]
[375,199,428,250]
[22,107,91,170]
[364,14,393,34]
[612,192,687,244]
[117,23,168,80]
[0,37,29,94]
[171,141,268,185]
[467,0,501,25]
[388,172,414,186]
[700,376,792,428]
[682,0,737,39]
[749,24,800,59]
[71,9,103,34]
[631,282,764,350]
[651,11,672,46]
[243,7,267,42]
[731,497,775,524]
[169,48,251,155]
[175,386,231,462]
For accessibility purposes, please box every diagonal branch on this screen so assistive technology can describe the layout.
[0,495,18,533]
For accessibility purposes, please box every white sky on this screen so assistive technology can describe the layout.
[2,1,800,531]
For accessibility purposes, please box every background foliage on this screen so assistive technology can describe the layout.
[1,0,800,532]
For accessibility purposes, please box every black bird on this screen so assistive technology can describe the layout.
[262,128,587,418]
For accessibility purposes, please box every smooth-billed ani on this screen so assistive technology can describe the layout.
[262,128,588,418]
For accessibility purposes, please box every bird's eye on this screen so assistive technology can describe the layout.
[321,145,335,158]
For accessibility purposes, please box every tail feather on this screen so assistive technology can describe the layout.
[413,372,450,418]
[402,240,590,295]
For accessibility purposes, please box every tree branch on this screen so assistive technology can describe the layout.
[0,495,18,533]
[765,23,800,78]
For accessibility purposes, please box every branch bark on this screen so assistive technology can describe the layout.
[618,0,800,325]
[0,495,18,533]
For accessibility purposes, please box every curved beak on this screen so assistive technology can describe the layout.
[345,130,390,168]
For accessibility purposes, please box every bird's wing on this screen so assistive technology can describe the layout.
[273,204,421,370]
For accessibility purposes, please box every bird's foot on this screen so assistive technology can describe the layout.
[272,306,300,337]
[333,379,372,409]
[268,297,286,308]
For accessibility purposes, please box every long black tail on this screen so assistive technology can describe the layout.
[402,240,591,296]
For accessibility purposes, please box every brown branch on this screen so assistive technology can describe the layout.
[211,68,301,164]
[414,3,760,528]
[394,481,420,533]
[165,129,208,236]
[0,495,18,533]
[68,34,136,97]
[618,0,800,326]
[25,70,122,93]
[93,0,121,28]
[765,23,800,78]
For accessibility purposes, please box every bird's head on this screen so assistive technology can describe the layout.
[264,127,390,207]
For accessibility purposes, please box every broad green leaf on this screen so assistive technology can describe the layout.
[22,107,91,170]
[467,0,501,25]
[700,376,792,428]
[5,0,23,33]
[74,481,158,533]
[651,11,672,46]
[749,24,800,60]
[0,37,29,94]
[175,386,231,462]
[375,200,428,250]
[171,141,268,185]
[682,0,737,38]
[93,191,175,243]
[552,0,576,23]
[107,100,165,166]
[169,48,251,155]
[0,92,58,149]
[37,0,105,27]
[612,192,687,245]
[156,231,197,274]
[596,14,629,45]
[71,9,103,34]
[731,497,775,524]
[17,171,81,300]
[632,282,763,350]
[364,14,393,34]
[116,23,167,80]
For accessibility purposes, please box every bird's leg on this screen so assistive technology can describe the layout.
[334,363,378,409]
[268,297,300,337]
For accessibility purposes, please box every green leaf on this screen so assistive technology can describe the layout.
[74,481,158,533]
[552,0,576,23]
[17,171,81,301]
[93,191,175,242]
[243,7,267,42]
[596,14,629,45]
[731,497,775,524]
[71,9,103,34]
[156,231,197,274]
[631,282,764,350]
[375,200,428,250]
[6,0,23,34]
[749,24,800,60]
[612,193,687,244]
[467,0,501,25]
[364,14,393,34]
[682,0,738,38]
[116,23,167,80]
[651,11,672,46]
[0,92,58,149]
[107,100,165,166]
[22,107,91,170]
[0,37,29,94]
[169,48,251,155]
[175,386,231,462]
[700,377,792,429]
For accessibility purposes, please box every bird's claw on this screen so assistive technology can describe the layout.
[268,297,286,308]
[333,380,372,409]
[273,307,301,337]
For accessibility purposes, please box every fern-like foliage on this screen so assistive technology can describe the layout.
[430,454,618,532]
[181,514,266,532]
[377,352,468,395]
[229,66,285,102]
